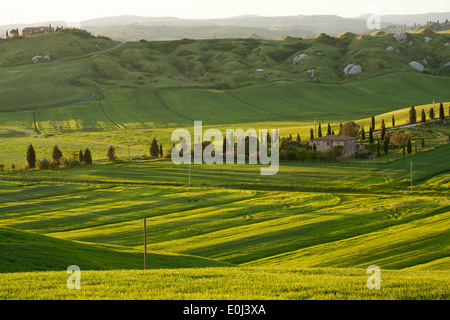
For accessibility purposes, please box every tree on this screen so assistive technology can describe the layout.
[381,119,386,141]
[391,131,410,156]
[422,138,425,150]
[296,133,301,142]
[310,128,314,141]
[313,143,317,151]
[409,105,416,124]
[368,126,374,144]
[150,138,159,158]
[407,139,412,154]
[159,144,163,158]
[429,108,435,121]
[392,115,395,127]
[289,134,292,141]
[52,145,63,163]
[79,149,84,163]
[327,123,331,136]
[377,140,381,156]
[421,109,426,123]
[341,121,360,137]
[383,138,389,154]
[84,148,92,164]
[27,144,36,169]
[339,123,343,135]
[318,123,322,138]
[371,116,375,130]
[439,102,445,120]
[361,126,365,141]
[107,146,116,162]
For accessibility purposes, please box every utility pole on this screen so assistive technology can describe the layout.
[128,140,131,162]
[410,161,413,192]
[143,218,147,270]
[314,119,317,139]
[433,100,436,124]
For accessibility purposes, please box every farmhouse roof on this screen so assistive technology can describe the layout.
[312,134,357,142]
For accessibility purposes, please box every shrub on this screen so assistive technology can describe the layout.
[60,158,80,168]
[38,159,51,170]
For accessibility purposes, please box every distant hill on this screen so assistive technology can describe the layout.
[2,12,448,41]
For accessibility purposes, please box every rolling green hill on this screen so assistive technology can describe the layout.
[0,30,118,67]
[0,30,449,300]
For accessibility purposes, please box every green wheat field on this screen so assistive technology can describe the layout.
[0,28,449,300]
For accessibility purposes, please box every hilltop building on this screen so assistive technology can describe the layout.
[312,135,364,157]
[22,26,54,37]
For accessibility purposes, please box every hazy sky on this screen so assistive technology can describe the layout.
[1,0,449,25]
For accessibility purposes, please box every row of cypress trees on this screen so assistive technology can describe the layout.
[26,144,92,169]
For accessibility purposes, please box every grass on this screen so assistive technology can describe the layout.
[0,31,448,300]
[0,267,448,300]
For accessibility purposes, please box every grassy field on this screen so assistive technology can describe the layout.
[0,31,449,300]
[1,267,448,300]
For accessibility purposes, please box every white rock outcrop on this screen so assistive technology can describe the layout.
[444,43,449,46]
[409,61,425,72]
[386,46,395,51]
[307,69,315,78]
[395,48,400,55]
[394,32,408,42]
[31,55,43,63]
[343,64,362,75]
[292,53,308,63]
[444,61,450,67]
[256,68,264,72]
[423,37,432,42]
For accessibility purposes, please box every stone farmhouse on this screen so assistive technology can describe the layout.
[312,135,364,157]
[22,26,54,37]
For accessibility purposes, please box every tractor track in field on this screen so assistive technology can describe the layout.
[225,91,291,120]
[154,89,194,121]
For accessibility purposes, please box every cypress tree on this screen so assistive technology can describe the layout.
[339,123,343,134]
[421,109,426,123]
[327,123,331,135]
[159,144,163,158]
[310,128,314,141]
[371,116,375,130]
[369,127,374,144]
[107,146,116,162]
[422,138,425,149]
[289,134,292,141]
[439,102,445,120]
[150,138,159,158]
[26,144,36,169]
[318,123,322,138]
[52,145,62,163]
[383,138,389,154]
[429,108,434,120]
[392,115,395,127]
[79,149,84,163]
[313,143,317,151]
[84,148,92,164]
[361,126,365,141]
[409,105,416,124]
[377,140,381,156]
[332,129,335,135]
[223,137,227,156]
[407,139,412,154]
[381,120,386,141]
[296,133,301,142]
